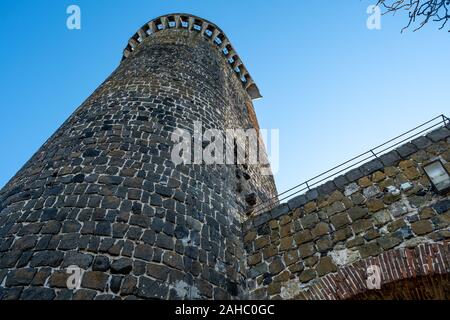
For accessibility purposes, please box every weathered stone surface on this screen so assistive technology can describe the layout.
[280,223,292,238]
[294,230,312,245]
[287,195,307,210]
[344,183,360,197]
[433,200,450,214]
[411,136,432,150]
[315,256,337,276]
[330,213,351,229]
[72,289,97,300]
[81,271,109,291]
[352,219,373,234]
[333,226,353,242]
[347,236,364,248]
[311,222,330,238]
[271,204,289,219]
[300,213,318,229]
[363,185,381,199]
[62,251,93,269]
[279,236,294,251]
[348,207,368,221]
[371,171,386,182]
[121,276,137,296]
[388,219,407,232]
[317,181,337,196]
[397,143,418,158]
[134,244,154,261]
[137,277,169,299]
[162,251,183,270]
[21,288,56,300]
[263,245,278,259]
[92,256,110,272]
[380,151,401,166]
[146,263,169,281]
[427,126,450,142]
[326,202,346,216]
[377,235,402,250]
[316,236,333,252]
[30,251,64,267]
[13,236,37,251]
[358,177,372,188]
[48,271,70,288]
[333,175,349,190]
[367,199,384,212]
[269,257,284,275]
[254,236,270,250]
[360,159,384,176]
[299,269,316,283]
[372,210,391,226]
[358,242,382,258]
[389,201,409,217]
[299,242,316,258]
[283,250,299,266]
[248,253,262,267]
[5,269,36,287]
[111,258,133,274]
[411,220,433,235]
[248,263,268,278]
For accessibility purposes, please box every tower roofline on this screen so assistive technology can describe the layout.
[121,13,262,100]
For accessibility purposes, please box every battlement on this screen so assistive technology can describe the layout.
[121,13,262,100]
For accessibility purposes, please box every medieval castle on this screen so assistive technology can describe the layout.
[0,14,448,300]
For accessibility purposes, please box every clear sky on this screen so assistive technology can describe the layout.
[0,0,449,195]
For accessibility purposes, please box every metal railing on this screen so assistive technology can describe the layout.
[252,114,449,216]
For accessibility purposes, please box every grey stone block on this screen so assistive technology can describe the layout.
[287,194,307,210]
[345,168,364,183]
[396,142,418,158]
[333,175,349,190]
[427,126,450,142]
[360,159,384,176]
[380,150,401,166]
[317,181,337,196]
[411,136,432,150]
[270,203,289,219]
[253,212,271,227]
[306,188,319,201]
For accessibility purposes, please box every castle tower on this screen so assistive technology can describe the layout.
[0,14,277,300]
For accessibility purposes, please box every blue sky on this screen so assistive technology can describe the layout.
[0,0,449,194]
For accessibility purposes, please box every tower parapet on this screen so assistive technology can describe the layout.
[122,13,262,100]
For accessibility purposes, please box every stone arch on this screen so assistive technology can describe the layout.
[295,242,449,300]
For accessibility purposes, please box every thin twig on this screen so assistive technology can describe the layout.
[376,0,450,32]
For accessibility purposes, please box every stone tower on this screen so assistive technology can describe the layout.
[0,14,278,300]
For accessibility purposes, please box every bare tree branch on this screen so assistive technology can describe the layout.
[376,0,450,32]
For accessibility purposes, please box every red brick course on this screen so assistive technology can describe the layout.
[296,242,449,300]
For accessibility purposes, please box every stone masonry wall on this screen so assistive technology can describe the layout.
[0,16,277,300]
[244,125,450,299]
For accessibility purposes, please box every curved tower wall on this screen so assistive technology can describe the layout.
[0,14,278,300]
